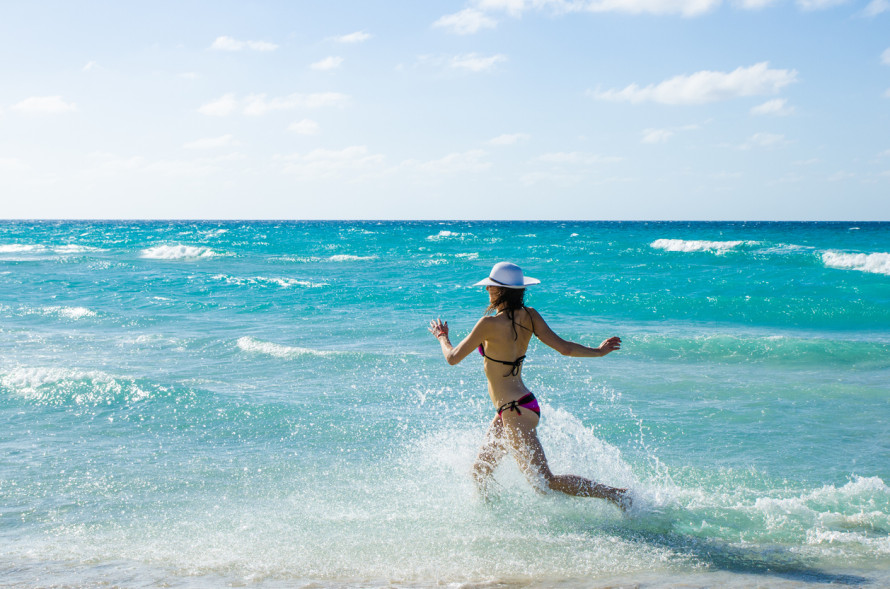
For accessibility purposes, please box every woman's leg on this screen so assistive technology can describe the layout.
[503,413,630,510]
[471,414,508,497]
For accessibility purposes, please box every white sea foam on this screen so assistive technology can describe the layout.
[0,366,151,405]
[236,336,337,358]
[212,275,327,288]
[426,230,472,241]
[327,254,377,262]
[141,244,221,260]
[822,251,890,275]
[0,243,103,255]
[650,238,754,254]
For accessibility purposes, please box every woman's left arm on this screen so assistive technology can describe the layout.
[429,317,488,365]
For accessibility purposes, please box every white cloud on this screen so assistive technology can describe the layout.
[734,0,780,9]
[198,93,238,116]
[277,146,385,179]
[412,150,492,174]
[450,53,507,72]
[487,133,530,145]
[642,128,674,143]
[311,56,344,71]
[182,134,240,150]
[641,123,699,143]
[210,36,278,51]
[751,98,794,116]
[591,62,797,105]
[11,96,77,114]
[885,88,890,98]
[243,92,348,115]
[288,119,320,135]
[433,8,498,34]
[863,0,889,15]
[179,72,198,79]
[882,48,890,65]
[536,152,623,164]
[82,61,99,73]
[796,0,849,9]
[475,0,720,18]
[738,132,788,149]
[330,31,372,43]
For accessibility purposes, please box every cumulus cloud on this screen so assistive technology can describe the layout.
[750,98,794,115]
[210,36,278,51]
[733,0,781,8]
[738,132,788,149]
[198,93,238,116]
[330,31,372,43]
[433,8,498,34]
[882,48,890,65]
[288,119,320,135]
[276,146,385,179]
[536,152,623,164]
[475,0,720,18]
[243,92,348,115]
[450,53,507,72]
[311,56,344,71]
[487,133,530,145]
[591,62,797,105]
[11,96,77,114]
[182,134,240,150]
[641,128,675,143]
[862,0,889,15]
[795,0,849,9]
[199,93,348,117]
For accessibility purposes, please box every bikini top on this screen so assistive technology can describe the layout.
[477,307,535,377]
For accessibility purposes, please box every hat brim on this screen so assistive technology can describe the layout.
[473,277,540,288]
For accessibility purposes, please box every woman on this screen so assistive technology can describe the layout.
[429,261,629,510]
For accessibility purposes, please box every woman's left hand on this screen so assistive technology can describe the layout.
[429,318,449,339]
[598,336,621,355]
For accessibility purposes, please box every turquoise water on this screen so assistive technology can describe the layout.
[1,221,888,587]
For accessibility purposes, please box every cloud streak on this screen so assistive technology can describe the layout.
[591,62,797,105]
[210,36,278,51]
[434,9,498,34]
[198,93,349,116]
[11,96,77,114]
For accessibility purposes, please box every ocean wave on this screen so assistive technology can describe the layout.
[0,243,103,255]
[141,245,222,260]
[426,230,473,241]
[0,366,153,405]
[822,251,890,276]
[236,336,338,358]
[40,306,97,320]
[212,275,328,288]
[327,254,377,262]
[650,239,756,254]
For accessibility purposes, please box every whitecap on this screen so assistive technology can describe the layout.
[426,230,472,241]
[650,238,755,254]
[236,336,337,358]
[822,251,890,276]
[141,244,221,260]
[0,243,103,255]
[212,275,327,288]
[0,366,152,405]
[327,254,377,262]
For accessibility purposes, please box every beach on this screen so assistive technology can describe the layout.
[1,220,888,587]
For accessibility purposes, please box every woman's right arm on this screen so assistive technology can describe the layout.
[429,317,489,365]
[527,307,621,358]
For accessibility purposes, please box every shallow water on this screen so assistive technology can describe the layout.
[1,221,888,587]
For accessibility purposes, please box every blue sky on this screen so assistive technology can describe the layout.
[1,0,888,220]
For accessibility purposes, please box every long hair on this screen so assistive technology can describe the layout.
[485,286,526,341]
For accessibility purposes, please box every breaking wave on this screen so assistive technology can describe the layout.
[650,239,756,254]
[141,245,222,260]
[236,336,338,358]
[822,251,890,276]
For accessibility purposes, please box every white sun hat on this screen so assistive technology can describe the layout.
[474,262,540,289]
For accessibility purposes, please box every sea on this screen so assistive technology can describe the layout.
[1,220,888,588]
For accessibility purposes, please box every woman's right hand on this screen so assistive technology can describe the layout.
[598,336,621,356]
[429,318,449,340]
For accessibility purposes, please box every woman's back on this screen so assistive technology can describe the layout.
[480,307,536,398]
